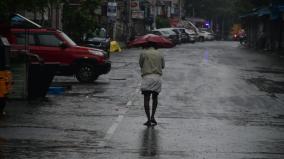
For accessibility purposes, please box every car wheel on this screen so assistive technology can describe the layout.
[199,37,205,42]
[75,63,98,83]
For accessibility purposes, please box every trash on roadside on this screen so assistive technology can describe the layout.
[110,41,122,53]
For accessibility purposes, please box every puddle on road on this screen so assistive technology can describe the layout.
[109,78,127,81]
[64,89,105,96]
[243,67,284,74]
[244,67,284,96]
[246,77,284,95]
[139,127,159,157]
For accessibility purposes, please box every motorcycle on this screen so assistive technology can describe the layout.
[239,34,247,46]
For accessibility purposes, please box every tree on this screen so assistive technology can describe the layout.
[184,0,237,39]
[62,0,101,43]
[156,17,170,29]
[183,0,282,39]
[0,0,101,42]
[0,0,60,24]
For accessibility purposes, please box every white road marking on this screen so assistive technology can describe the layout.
[99,83,141,147]
[127,101,132,106]
[99,115,124,147]
[104,115,124,140]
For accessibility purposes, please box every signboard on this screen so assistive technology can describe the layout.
[131,1,140,11]
[132,11,145,19]
[107,2,117,17]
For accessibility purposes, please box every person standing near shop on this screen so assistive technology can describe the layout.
[139,43,165,126]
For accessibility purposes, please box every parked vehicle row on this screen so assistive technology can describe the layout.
[1,14,111,83]
[151,27,215,45]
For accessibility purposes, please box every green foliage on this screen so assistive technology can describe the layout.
[183,0,280,39]
[0,0,101,42]
[185,0,236,19]
[0,0,60,19]
[233,0,284,16]
[184,0,280,19]
[62,0,101,42]
[0,0,49,15]
[156,17,170,29]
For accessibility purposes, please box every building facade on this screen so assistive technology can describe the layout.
[241,4,284,52]
[12,0,184,43]
[95,0,184,42]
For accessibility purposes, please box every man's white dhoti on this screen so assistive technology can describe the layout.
[141,74,162,93]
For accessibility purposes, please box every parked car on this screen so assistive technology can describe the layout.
[8,28,111,83]
[185,29,197,43]
[174,28,197,43]
[158,28,183,43]
[170,28,189,43]
[151,28,179,45]
[197,30,215,41]
[82,28,111,53]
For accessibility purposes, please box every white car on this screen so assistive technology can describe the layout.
[197,30,215,41]
[185,29,198,42]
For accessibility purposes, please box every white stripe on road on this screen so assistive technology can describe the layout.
[99,115,125,147]
[127,101,132,106]
[99,83,141,147]
[99,100,134,147]
[104,115,124,140]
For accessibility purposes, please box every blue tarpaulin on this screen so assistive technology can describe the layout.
[258,8,270,16]
[240,5,284,19]
[278,5,284,12]
[239,12,257,18]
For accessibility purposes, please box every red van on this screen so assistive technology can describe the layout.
[8,28,111,83]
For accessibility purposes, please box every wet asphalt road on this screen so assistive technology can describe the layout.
[1,41,284,159]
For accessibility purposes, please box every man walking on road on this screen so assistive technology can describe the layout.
[139,43,165,126]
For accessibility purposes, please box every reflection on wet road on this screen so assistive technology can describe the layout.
[140,127,159,157]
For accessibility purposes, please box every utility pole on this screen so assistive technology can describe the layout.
[152,0,157,29]
[179,0,182,20]
[127,0,132,42]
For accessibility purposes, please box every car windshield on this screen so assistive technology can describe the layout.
[161,31,170,35]
[60,32,77,46]
[94,28,107,38]
[186,29,196,34]
[160,29,176,35]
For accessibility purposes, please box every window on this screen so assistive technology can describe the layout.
[161,31,170,35]
[59,32,76,46]
[37,33,62,47]
[15,33,35,45]
[152,31,161,35]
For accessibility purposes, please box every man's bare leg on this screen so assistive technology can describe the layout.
[151,93,158,125]
[144,94,151,126]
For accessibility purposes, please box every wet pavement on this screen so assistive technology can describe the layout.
[1,41,284,158]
